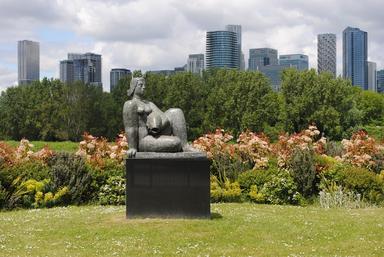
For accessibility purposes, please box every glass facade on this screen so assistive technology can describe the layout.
[258,64,291,91]
[248,48,278,71]
[60,53,102,87]
[377,70,384,93]
[343,27,368,90]
[279,54,309,71]
[110,68,131,92]
[367,61,377,92]
[225,25,243,70]
[60,60,74,84]
[206,31,239,69]
[18,40,39,85]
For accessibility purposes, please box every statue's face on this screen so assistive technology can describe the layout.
[134,79,145,96]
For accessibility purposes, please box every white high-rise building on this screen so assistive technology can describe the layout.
[317,33,336,77]
[18,40,40,85]
[368,61,377,92]
[225,24,244,70]
[187,54,204,75]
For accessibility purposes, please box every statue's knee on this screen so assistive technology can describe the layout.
[166,108,183,116]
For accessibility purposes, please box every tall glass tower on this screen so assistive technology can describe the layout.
[60,53,102,87]
[18,40,39,85]
[377,70,384,93]
[343,27,368,90]
[206,31,239,69]
[367,61,377,92]
[110,68,131,92]
[225,25,244,70]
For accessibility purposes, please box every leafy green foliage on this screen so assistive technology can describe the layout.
[320,164,384,204]
[287,147,317,197]
[280,69,363,140]
[48,152,93,204]
[210,176,242,202]
[261,170,302,205]
[98,176,125,205]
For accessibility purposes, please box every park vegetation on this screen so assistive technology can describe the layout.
[0,68,383,142]
[0,68,384,210]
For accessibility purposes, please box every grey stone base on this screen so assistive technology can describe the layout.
[125,152,210,218]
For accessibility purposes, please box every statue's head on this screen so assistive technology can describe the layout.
[128,77,145,97]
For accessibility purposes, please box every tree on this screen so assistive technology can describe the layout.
[281,69,362,140]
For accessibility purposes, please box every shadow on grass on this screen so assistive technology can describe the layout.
[211,212,223,220]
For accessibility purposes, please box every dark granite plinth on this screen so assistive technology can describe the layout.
[126,152,210,218]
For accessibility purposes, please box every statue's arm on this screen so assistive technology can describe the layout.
[123,100,138,157]
[149,102,170,130]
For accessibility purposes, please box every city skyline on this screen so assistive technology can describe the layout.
[1,0,384,92]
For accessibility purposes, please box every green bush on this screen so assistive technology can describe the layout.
[210,152,251,184]
[210,176,242,203]
[0,161,50,189]
[237,168,276,194]
[48,152,92,204]
[261,170,302,205]
[320,164,384,204]
[0,182,7,208]
[98,176,125,205]
[288,147,317,197]
[89,159,125,200]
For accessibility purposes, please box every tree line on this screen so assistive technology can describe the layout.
[0,68,383,142]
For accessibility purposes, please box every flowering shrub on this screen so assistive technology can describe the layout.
[193,129,271,182]
[236,131,271,169]
[192,129,234,159]
[338,130,384,171]
[274,125,325,168]
[0,139,53,166]
[75,132,128,167]
[193,129,243,183]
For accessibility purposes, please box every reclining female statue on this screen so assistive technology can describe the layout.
[123,77,194,158]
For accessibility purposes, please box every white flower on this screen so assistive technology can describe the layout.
[87,143,95,149]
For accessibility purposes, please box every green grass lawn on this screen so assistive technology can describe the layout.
[0,204,383,256]
[3,140,79,153]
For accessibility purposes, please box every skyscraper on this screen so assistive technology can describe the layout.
[343,27,368,90]
[60,60,74,84]
[18,40,39,85]
[367,62,377,92]
[60,53,102,86]
[318,33,336,77]
[225,25,244,70]
[377,70,384,93]
[110,68,131,92]
[206,31,239,69]
[187,54,204,75]
[248,48,278,71]
[279,54,309,70]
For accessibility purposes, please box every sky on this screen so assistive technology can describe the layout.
[0,0,383,92]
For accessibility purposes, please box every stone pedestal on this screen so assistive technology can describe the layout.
[125,152,210,218]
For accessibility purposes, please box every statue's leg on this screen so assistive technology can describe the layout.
[164,108,188,147]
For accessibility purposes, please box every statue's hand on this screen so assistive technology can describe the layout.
[127,148,137,158]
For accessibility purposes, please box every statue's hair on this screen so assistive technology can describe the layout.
[127,77,145,97]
